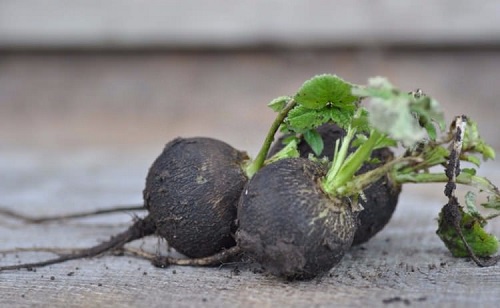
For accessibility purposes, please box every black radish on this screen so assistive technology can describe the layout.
[236,158,360,279]
[269,123,401,245]
[143,137,249,257]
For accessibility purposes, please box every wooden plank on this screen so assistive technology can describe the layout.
[1,0,500,48]
[1,160,499,307]
[0,51,499,306]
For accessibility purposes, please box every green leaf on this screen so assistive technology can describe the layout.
[327,106,356,129]
[354,77,445,147]
[281,135,297,145]
[265,138,300,164]
[294,74,358,110]
[483,144,496,160]
[285,104,355,132]
[482,195,500,210]
[420,146,449,167]
[464,191,481,218]
[286,105,327,132]
[350,108,371,132]
[463,119,496,161]
[365,157,382,164]
[367,96,427,147]
[423,122,438,141]
[350,131,396,150]
[374,135,398,149]
[461,168,477,176]
[284,75,362,134]
[303,129,324,156]
[461,154,481,167]
[437,205,499,257]
[352,76,395,99]
[410,95,446,140]
[351,134,368,148]
[268,96,291,112]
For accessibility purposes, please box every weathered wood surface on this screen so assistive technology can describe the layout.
[1,52,499,307]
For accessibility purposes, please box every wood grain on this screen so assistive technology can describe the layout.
[1,51,499,307]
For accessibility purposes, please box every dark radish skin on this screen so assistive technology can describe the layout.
[269,124,401,245]
[144,137,249,258]
[0,137,249,271]
[0,98,296,271]
[352,148,401,245]
[236,158,360,280]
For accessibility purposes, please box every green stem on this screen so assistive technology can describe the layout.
[393,172,500,196]
[485,213,500,220]
[322,125,356,193]
[245,99,297,178]
[323,129,381,195]
[401,146,449,174]
[336,156,415,196]
[338,130,382,187]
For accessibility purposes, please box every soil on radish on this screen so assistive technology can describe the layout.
[236,158,359,280]
[144,137,249,258]
[269,124,401,245]
[0,137,250,271]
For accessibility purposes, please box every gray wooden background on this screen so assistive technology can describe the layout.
[1,0,500,49]
[1,1,500,307]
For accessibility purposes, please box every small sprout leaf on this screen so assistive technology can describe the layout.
[410,96,446,140]
[351,134,368,148]
[462,154,482,167]
[350,108,371,133]
[281,135,297,145]
[461,168,477,176]
[303,129,324,157]
[365,157,382,164]
[424,122,437,140]
[419,146,449,168]
[268,96,291,112]
[464,191,481,218]
[483,144,496,160]
[482,195,500,211]
[374,135,398,149]
[463,119,496,161]
[266,138,300,164]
